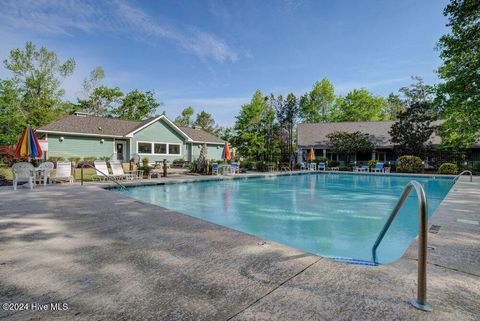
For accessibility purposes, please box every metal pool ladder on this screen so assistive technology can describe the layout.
[371,180,432,312]
[453,170,473,183]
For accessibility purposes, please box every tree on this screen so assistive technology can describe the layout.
[436,0,480,149]
[194,110,217,133]
[399,76,434,105]
[3,41,75,128]
[331,89,388,122]
[299,78,335,122]
[174,106,195,126]
[216,126,234,142]
[0,79,25,145]
[77,86,123,117]
[383,93,407,120]
[275,93,299,166]
[326,131,374,164]
[112,90,160,120]
[234,90,269,160]
[389,102,437,157]
[82,66,105,96]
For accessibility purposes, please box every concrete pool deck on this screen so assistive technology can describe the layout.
[0,174,478,320]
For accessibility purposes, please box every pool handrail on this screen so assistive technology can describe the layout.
[80,162,126,190]
[371,180,432,312]
[453,170,472,183]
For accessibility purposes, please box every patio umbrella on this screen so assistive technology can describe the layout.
[307,147,315,161]
[15,126,43,160]
[222,142,231,161]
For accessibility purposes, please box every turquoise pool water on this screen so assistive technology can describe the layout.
[114,173,453,264]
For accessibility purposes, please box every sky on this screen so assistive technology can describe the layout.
[0,0,450,126]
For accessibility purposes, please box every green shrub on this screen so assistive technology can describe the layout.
[338,165,353,171]
[83,156,97,163]
[438,163,458,175]
[315,156,329,163]
[368,160,377,168]
[138,165,152,176]
[397,155,423,173]
[328,160,339,167]
[188,160,198,173]
[68,157,81,163]
[48,156,66,163]
[99,156,110,161]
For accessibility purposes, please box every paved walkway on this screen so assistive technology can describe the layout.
[0,175,478,320]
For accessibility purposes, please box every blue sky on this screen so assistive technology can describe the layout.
[0,0,449,126]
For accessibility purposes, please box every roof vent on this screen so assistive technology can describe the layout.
[98,126,103,131]
[74,110,90,117]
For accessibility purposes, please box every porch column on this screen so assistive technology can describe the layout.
[298,148,304,162]
[323,149,326,158]
[372,150,376,160]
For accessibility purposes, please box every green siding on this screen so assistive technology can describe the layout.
[47,134,114,159]
[191,143,224,161]
[132,119,187,162]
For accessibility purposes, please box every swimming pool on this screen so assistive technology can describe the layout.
[114,173,453,264]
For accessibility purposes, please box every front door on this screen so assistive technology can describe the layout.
[116,141,126,162]
[377,151,386,163]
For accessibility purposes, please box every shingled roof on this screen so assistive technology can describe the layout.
[179,126,225,144]
[297,121,443,149]
[37,114,225,143]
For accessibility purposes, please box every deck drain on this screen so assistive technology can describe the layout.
[429,225,441,234]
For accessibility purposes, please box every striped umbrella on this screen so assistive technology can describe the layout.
[15,126,43,160]
[222,142,231,161]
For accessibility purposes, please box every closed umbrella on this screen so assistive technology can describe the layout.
[307,147,315,161]
[222,142,231,161]
[15,126,43,160]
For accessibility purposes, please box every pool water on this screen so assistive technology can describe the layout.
[115,173,453,264]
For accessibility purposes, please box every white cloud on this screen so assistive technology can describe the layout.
[0,0,238,62]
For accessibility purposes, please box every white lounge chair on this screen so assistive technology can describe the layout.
[110,160,136,180]
[93,160,117,181]
[36,161,54,185]
[12,162,35,190]
[52,162,73,184]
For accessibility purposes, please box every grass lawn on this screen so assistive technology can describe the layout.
[0,167,98,182]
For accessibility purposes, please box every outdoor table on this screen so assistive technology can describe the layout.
[219,165,231,175]
[34,167,49,186]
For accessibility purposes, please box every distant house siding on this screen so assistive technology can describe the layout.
[190,143,224,161]
[132,119,187,162]
[47,134,114,159]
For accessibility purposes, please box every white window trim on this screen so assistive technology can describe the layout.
[136,141,182,156]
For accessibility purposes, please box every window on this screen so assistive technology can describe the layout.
[138,142,152,154]
[154,143,167,154]
[169,144,180,155]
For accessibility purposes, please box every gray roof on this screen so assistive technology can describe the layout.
[297,121,443,149]
[37,115,148,136]
[37,114,225,143]
[179,126,225,144]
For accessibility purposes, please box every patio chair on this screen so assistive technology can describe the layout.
[36,161,54,185]
[372,163,385,173]
[230,162,239,175]
[309,163,317,171]
[93,160,118,181]
[12,162,35,190]
[212,163,219,175]
[110,160,135,180]
[318,162,326,171]
[299,162,306,170]
[359,166,369,172]
[51,162,73,184]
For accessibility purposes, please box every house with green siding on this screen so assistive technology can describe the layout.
[36,111,226,163]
